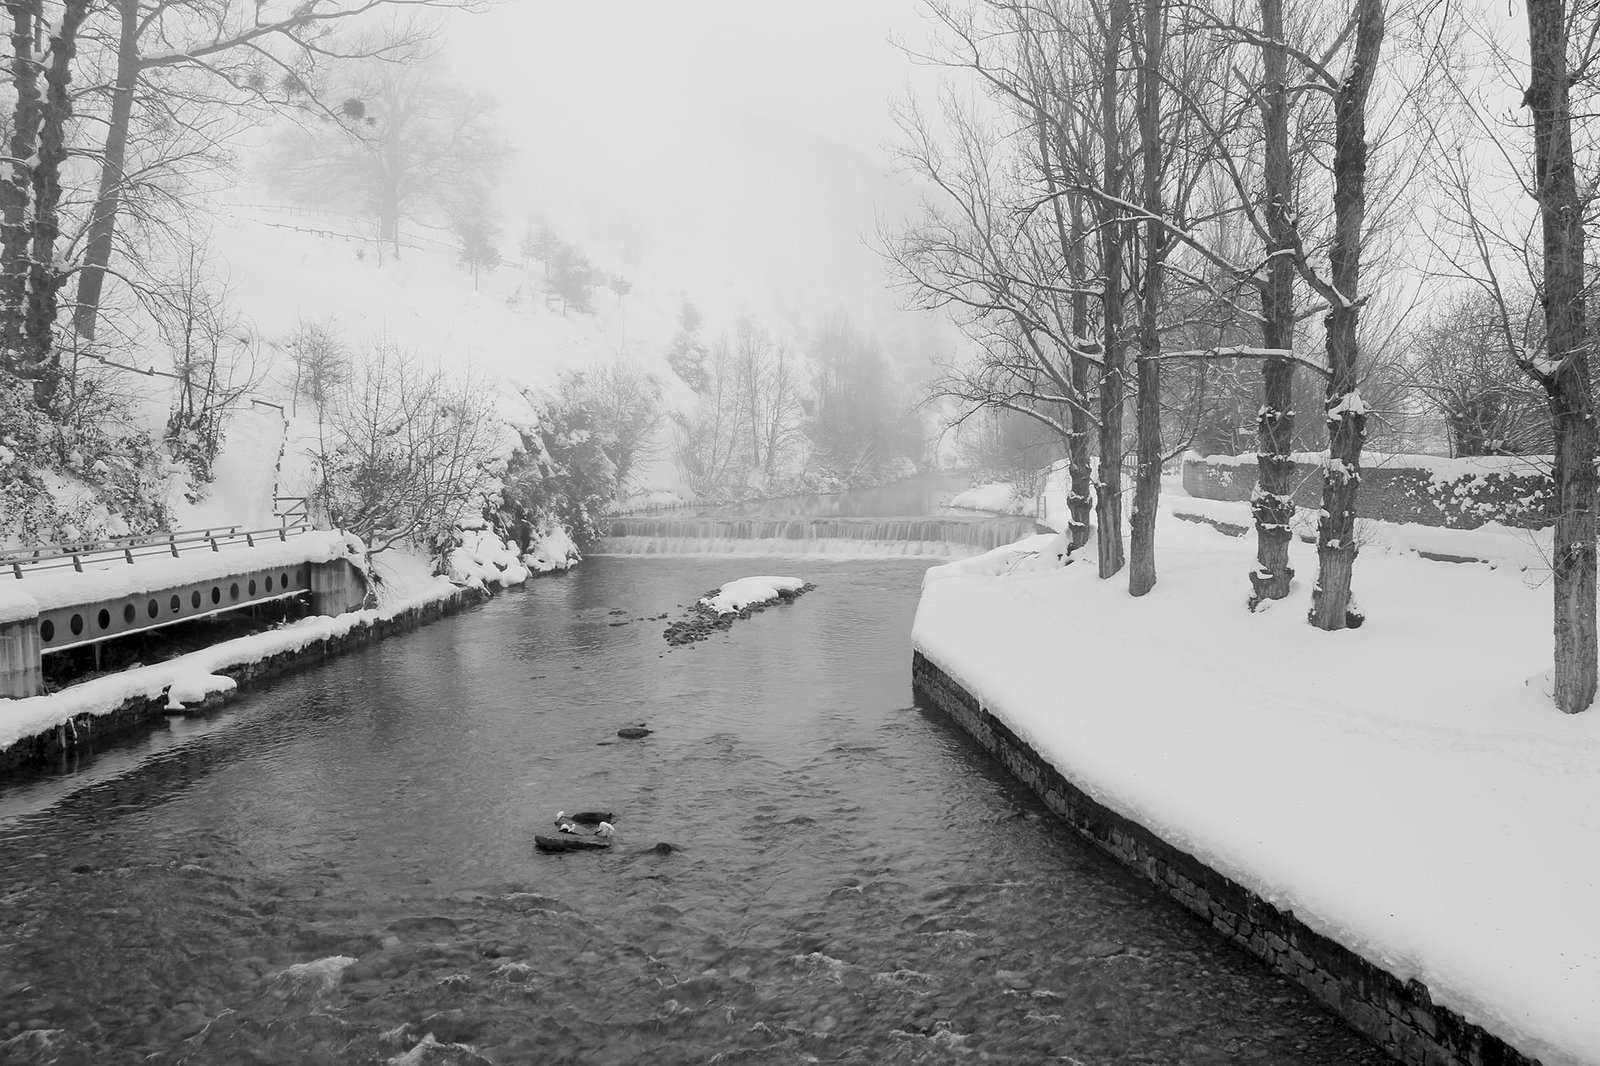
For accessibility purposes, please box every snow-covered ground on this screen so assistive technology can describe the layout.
[946,480,1038,517]
[914,493,1600,1066]
[10,183,821,550]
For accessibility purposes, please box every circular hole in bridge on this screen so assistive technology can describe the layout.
[39,619,54,642]
[147,599,159,619]
[70,614,84,637]
[172,594,182,614]
[97,609,111,631]
[123,603,136,624]
[249,579,257,596]
[210,586,221,605]
[191,590,202,609]
[264,576,273,593]
[229,582,240,601]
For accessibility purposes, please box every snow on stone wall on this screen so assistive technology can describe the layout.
[1183,453,1555,530]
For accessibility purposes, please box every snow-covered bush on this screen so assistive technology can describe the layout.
[498,386,618,549]
[438,518,530,587]
[312,341,504,555]
[0,375,171,548]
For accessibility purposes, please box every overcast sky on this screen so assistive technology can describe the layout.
[446,1,944,332]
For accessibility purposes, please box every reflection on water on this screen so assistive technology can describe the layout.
[0,558,1383,1065]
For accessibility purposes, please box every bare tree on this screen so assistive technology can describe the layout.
[1249,0,1302,606]
[1524,0,1597,710]
[1405,290,1548,456]
[156,236,267,485]
[809,310,920,484]
[672,334,746,498]
[1,0,94,408]
[282,315,350,416]
[451,206,502,290]
[315,340,501,555]
[575,358,663,493]
[733,318,806,483]
[267,40,511,255]
[72,1,495,341]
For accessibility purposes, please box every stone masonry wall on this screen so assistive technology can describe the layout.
[1182,455,1554,530]
[0,586,492,773]
[912,651,1538,1066]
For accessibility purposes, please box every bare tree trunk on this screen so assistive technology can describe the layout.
[381,136,402,257]
[1067,343,1093,549]
[22,0,92,410]
[71,0,139,343]
[1025,30,1094,553]
[1096,0,1129,580]
[1128,0,1164,597]
[1249,0,1297,608]
[1526,0,1598,712]
[1,0,40,368]
[1308,0,1383,631]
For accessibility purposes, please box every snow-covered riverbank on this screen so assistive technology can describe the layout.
[912,502,1600,1066]
[0,526,569,762]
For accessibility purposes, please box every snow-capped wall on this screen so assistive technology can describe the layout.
[1183,452,1554,530]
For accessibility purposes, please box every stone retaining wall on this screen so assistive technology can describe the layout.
[0,586,492,774]
[1182,455,1554,530]
[912,651,1537,1066]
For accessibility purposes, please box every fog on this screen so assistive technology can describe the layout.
[446,0,940,330]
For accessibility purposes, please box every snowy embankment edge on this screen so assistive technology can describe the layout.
[0,561,526,763]
[0,576,476,757]
[911,523,1600,1066]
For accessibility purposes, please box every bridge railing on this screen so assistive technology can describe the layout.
[2,518,314,580]
[274,495,311,532]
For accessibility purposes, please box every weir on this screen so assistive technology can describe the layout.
[600,514,1047,556]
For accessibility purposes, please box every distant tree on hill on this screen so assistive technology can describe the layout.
[283,316,350,415]
[808,310,922,482]
[61,2,495,346]
[452,209,502,290]
[549,243,597,314]
[266,39,512,256]
[576,359,662,492]
[518,225,539,269]
[607,274,633,303]
[529,223,561,277]
[667,299,709,391]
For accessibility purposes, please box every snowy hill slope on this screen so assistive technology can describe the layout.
[129,192,809,533]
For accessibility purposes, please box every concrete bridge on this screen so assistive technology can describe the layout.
[0,520,369,699]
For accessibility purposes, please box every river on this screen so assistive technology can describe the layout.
[0,493,1387,1064]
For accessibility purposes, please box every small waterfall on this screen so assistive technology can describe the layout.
[597,516,1046,557]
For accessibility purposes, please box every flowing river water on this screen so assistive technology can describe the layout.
[0,482,1388,1065]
